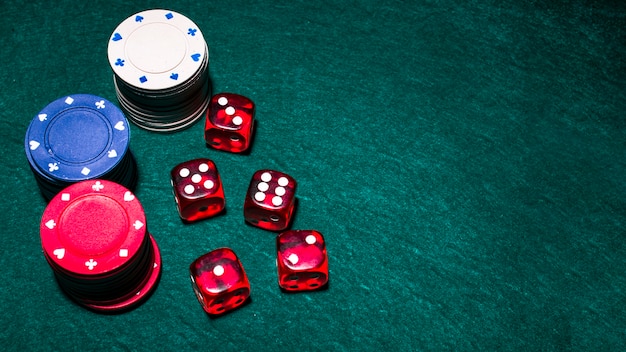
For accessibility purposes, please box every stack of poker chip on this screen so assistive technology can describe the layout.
[24,94,138,201]
[107,9,210,132]
[40,180,161,312]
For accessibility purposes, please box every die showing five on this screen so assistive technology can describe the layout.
[170,158,225,222]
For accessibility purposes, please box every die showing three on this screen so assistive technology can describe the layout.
[204,93,255,153]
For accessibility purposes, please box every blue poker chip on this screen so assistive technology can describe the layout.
[25,94,137,200]
[26,94,130,181]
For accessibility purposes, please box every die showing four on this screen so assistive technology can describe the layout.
[204,93,255,153]
[190,247,251,316]
[276,230,329,291]
[244,169,297,231]
[170,158,225,222]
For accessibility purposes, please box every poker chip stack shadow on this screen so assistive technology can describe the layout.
[107,9,211,132]
[24,94,138,201]
[40,180,161,312]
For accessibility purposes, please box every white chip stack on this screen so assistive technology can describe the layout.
[108,9,210,132]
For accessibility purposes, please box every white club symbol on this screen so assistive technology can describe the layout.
[48,163,59,172]
[85,259,97,270]
[92,181,104,191]
[95,100,105,109]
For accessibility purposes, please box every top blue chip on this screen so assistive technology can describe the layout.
[25,94,130,182]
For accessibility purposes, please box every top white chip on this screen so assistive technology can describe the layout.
[108,9,207,90]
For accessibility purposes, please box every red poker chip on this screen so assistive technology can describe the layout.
[82,234,162,312]
[40,180,146,276]
[39,180,161,312]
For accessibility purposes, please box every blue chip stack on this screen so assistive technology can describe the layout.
[24,94,138,200]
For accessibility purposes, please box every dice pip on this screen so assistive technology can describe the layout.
[204,93,255,153]
[190,248,250,316]
[171,158,225,222]
[276,230,328,291]
[244,169,297,231]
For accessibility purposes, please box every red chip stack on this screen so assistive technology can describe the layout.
[39,179,161,312]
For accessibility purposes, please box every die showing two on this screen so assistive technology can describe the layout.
[173,92,328,316]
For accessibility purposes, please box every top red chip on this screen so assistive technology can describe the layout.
[40,180,147,276]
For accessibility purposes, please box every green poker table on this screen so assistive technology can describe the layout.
[1,1,624,350]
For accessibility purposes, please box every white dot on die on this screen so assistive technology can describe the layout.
[184,185,195,194]
[287,253,299,265]
[255,192,266,202]
[257,182,269,192]
[261,172,272,182]
[191,174,202,183]
[218,97,228,106]
[278,177,289,186]
[204,180,214,189]
[179,168,190,177]
[232,116,243,126]
[275,186,286,196]
[306,235,317,244]
[198,163,209,172]
[213,265,225,276]
[272,196,283,206]
[225,106,236,115]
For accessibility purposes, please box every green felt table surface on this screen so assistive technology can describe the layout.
[1,0,625,351]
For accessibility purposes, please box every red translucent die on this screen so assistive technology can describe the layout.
[244,169,297,231]
[189,248,250,316]
[277,230,329,291]
[204,93,255,153]
[171,158,225,222]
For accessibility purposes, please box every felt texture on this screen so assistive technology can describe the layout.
[0,0,625,351]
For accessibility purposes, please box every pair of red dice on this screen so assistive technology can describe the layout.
[170,160,297,229]
[189,229,328,316]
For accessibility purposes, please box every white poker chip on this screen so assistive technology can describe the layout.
[107,9,211,132]
[108,9,207,91]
